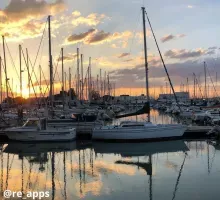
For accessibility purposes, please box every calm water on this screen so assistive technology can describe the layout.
[0,111,219,200]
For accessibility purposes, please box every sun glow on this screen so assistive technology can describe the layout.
[22,88,30,99]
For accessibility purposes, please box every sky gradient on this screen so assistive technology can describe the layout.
[0,0,220,98]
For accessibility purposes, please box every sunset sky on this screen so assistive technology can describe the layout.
[0,0,220,98]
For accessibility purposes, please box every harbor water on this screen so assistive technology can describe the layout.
[0,111,218,200]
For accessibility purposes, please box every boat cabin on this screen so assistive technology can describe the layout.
[119,121,153,128]
[22,118,47,130]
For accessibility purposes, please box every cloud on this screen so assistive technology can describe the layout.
[65,29,133,46]
[0,0,66,42]
[72,13,107,26]
[124,59,134,62]
[161,34,186,43]
[0,0,66,24]
[57,53,77,62]
[188,5,193,9]
[164,49,206,60]
[111,43,119,48]
[208,46,218,50]
[161,34,175,43]
[96,54,160,70]
[177,34,186,38]
[109,55,220,89]
[85,30,111,44]
[117,53,130,58]
[72,10,81,17]
[65,28,96,45]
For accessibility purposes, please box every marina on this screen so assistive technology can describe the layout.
[0,0,219,199]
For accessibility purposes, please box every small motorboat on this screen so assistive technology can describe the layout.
[4,118,76,142]
[92,121,187,141]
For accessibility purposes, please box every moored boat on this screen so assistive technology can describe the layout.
[4,118,76,142]
[92,121,187,141]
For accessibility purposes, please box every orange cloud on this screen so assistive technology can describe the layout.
[65,29,133,46]
[0,0,66,24]
[65,28,96,45]
[0,0,66,42]
[72,13,107,26]
[85,30,112,44]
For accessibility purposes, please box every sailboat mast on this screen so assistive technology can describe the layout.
[61,48,65,110]
[87,66,89,100]
[77,48,80,98]
[2,36,9,101]
[69,67,71,91]
[81,54,84,100]
[0,57,2,103]
[48,15,53,107]
[51,152,55,200]
[26,49,30,98]
[19,44,22,98]
[100,69,102,96]
[89,57,92,101]
[204,61,207,99]
[39,65,42,99]
[107,73,110,96]
[187,77,189,93]
[145,8,182,112]
[104,71,106,96]
[64,72,67,93]
[141,7,150,122]
[193,73,196,99]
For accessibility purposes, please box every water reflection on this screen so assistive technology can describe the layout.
[111,109,179,125]
[0,140,219,200]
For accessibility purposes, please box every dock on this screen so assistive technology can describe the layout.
[183,126,212,138]
[0,124,213,141]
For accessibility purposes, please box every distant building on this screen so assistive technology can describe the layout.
[158,92,190,102]
[115,94,149,104]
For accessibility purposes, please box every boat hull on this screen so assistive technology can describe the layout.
[5,128,76,142]
[92,125,187,141]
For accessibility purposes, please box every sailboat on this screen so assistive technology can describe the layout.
[92,7,187,141]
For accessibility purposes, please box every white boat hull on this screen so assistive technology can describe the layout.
[92,125,187,141]
[5,128,76,142]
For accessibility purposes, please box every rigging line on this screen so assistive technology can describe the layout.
[28,54,46,99]
[30,19,48,78]
[196,78,204,99]
[53,49,62,87]
[41,68,50,99]
[28,55,50,106]
[5,40,19,80]
[193,73,204,99]
[21,48,40,106]
[5,153,9,190]
[206,62,219,98]
[0,59,15,99]
[209,148,216,172]
[145,10,182,112]
[195,74,204,98]
[172,153,187,200]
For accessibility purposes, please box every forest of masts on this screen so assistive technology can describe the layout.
[0,37,116,103]
[156,61,220,100]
